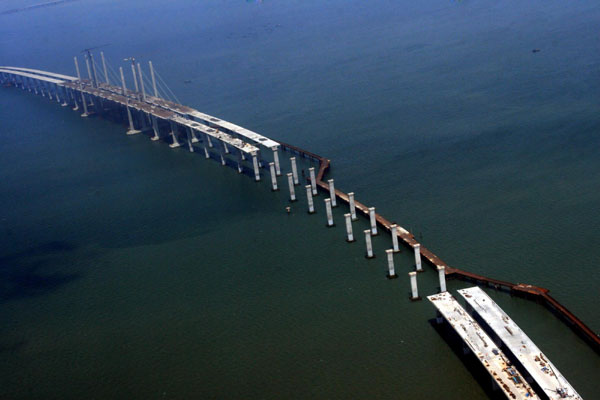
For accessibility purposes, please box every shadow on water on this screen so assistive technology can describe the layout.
[0,241,81,302]
[428,318,510,400]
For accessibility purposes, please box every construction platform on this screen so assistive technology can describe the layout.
[458,287,582,400]
[428,292,538,400]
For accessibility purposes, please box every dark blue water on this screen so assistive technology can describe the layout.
[1,0,599,398]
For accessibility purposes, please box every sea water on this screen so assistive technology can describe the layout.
[1,0,599,398]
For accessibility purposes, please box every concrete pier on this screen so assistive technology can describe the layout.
[328,179,337,207]
[169,121,182,148]
[151,115,160,141]
[290,157,299,185]
[368,207,378,235]
[325,198,334,227]
[287,173,296,202]
[348,192,357,220]
[252,153,260,181]
[273,147,281,176]
[309,167,317,195]
[306,185,315,214]
[437,266,446,292]
[344,213,354,242]
[386,249,397,279]
[391,224,400,252]
[414,244,423,272]
[364,229,374,259]
[409,272,420,301]
[269,162,278,191]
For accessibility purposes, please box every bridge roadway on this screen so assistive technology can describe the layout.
[1,66,274,155]
[0,67,66,85]
[0,66,78,82]
[459,287,582,400]
[429,292,538,400]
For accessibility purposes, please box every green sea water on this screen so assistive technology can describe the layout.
[1,0,599,398]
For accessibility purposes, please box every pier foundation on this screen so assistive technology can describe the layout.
[252,153,260,181]
[290,157,299,185]
[325,198,334,227]
[348,192,357,221]
[287,173,296,202]
[391,224,400,253]
[414,244,423,272]
[438,266,447,292]
[306,185,315,214]
[409,272,421,301]
[269,162,278,191]
[364,229,375,259]
[309,167,317,195]
[273,147,281,176]
[169,121,181,148]
[386,249,397,279]
[344,213,355,242]
[368,207,378,235]
[328,179,337,207]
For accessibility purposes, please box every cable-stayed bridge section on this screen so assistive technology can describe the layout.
[0,57,278,178]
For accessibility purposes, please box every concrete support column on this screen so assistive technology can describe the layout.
[414,244,423,272]
[60,86,68,106]
[54,84,61,103]
[409,272,421,301]
[219,144,226,166]
[236,150,243,173]
[364,229,375,259]
[348,192,357,220]
[126,104,140,135]
[252,153,260,181]
[386,249,397,279]
[290,157,299,185]
[269,162,278,191]
[223,142,230,154]
[183,127,194,152]
[325,198,334,227]
[306,185,315,214]
[328,179,337,207]
[169,121,181,148]
[81,92,89,117]
[391,224,400,252]
[71,89,79,110]
[201,133,210,158]
[287,173,296,201]
[273,147,281,176]
[368,207,378,235]
[438,266,447,292]
[151,115,160,141]
[190,129,199,143]
[344,213,355,242]
[309,167,317,195]
[47,83,53,100]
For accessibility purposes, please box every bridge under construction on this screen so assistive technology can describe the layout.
[1,51,597,398]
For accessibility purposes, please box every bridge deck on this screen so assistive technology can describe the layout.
[0,66,77,81]
[188,110,280,149]
[171,115,258,154]
[428,292,538,400]
[0,68,65,84]
[458,287,582,400]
